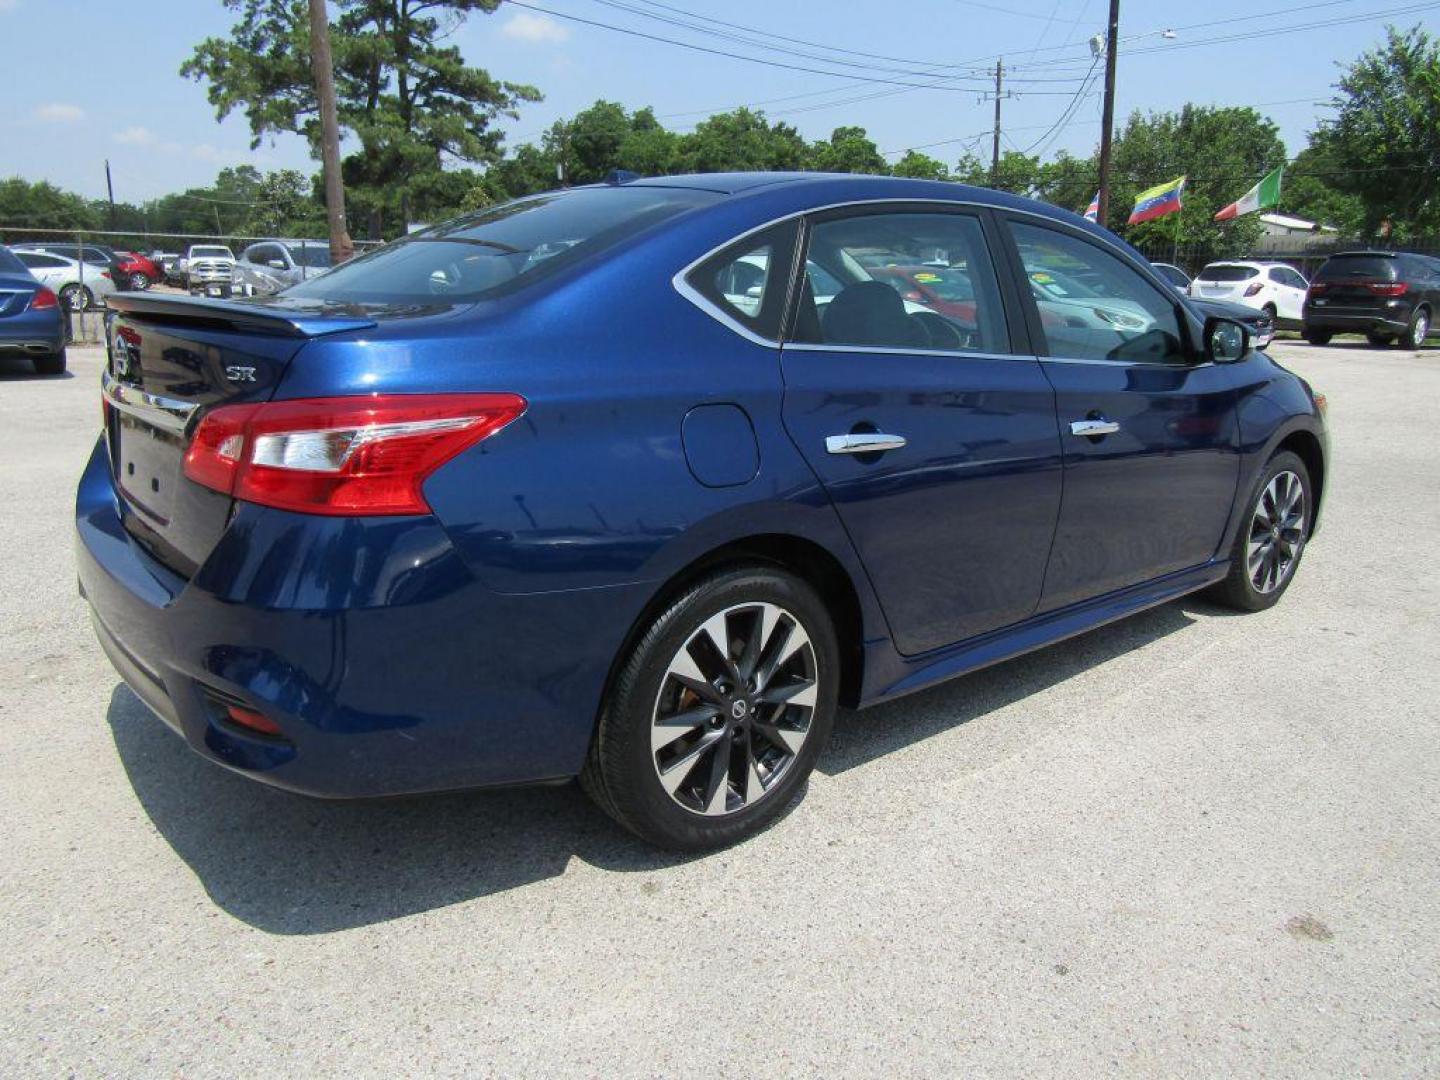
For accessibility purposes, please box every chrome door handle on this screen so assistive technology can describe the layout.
[825,432,907,455]
[1069,418,1120,437]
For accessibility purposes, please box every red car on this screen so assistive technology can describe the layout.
[868,265,979,323]
[116,251,162,291]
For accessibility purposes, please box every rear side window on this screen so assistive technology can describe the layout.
[0,248,24,274]
[17,252,65,269]
[1198,264,1258,282]
[1317,255,1398,281]
[792,211,1007,353]
[289,187,719,304]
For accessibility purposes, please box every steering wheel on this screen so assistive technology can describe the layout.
[911,311,976,351]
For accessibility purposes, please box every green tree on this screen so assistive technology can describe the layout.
[1108,105,1284,258]
[805,126,887,174]
[1035,151,1097,216]
[890,151,949,181]
[1282,145,1364,234]
[0,178,101,232]
[183,0,539,236]
[955,150,1042,195]
[618,109,682,176]
[1306,25,1440,239]
[677,109,807,173]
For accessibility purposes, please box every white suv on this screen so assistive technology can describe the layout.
[1189,260,1309,327]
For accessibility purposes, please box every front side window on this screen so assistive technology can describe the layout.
[792,211,1007,353]
[1011,221,1186,365]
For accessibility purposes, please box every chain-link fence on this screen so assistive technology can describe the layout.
[0,227,384,343]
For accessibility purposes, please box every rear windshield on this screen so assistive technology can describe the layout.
[1316,254,1398,281]
[285,186,719,304]
[0,247,26,274]
[1197,264,1257,282]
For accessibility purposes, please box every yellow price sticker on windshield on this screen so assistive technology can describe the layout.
[1030,271,1054,284]
[913,272,941,283]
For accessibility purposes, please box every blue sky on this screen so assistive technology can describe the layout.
[0,0,1432,203]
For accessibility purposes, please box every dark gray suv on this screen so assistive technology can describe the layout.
[1303,251,1439,348]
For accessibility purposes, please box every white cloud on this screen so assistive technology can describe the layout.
[500,11,569,44]
[113,126,157,146]
[35,103,84,123]
[191,143,235,164]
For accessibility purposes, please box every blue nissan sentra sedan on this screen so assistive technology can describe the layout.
[0,244,66,374]
[77,173,1327,850]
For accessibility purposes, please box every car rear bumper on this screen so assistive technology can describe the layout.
[1303,303,1411,333]
[75,436,645,798]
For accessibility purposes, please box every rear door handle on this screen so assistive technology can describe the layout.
[826,432,907,455]
[1069,418,1120,437]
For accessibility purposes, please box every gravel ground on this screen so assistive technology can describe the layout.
[1,341,1437,1077]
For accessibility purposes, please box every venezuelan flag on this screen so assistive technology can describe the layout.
[1127,176,1186,225]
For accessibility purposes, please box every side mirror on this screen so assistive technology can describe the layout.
[268,258,288,270]
[1205,316,1249,363]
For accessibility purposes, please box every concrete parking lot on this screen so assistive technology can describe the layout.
[1,340,1437,1076]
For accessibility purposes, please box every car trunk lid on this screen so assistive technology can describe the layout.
[103,293,378,577]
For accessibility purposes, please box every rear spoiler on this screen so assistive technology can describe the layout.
[106,292,377,338]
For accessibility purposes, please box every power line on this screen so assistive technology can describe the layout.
[1018,0,1440,69]
[501,0,1094,92]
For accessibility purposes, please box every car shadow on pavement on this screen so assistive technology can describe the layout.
[0,356,74,380]
[108,598,1199,935]
[819,599,1197,775]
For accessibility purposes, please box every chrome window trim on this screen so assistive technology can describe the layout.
[783,342,1022,363]
[672,195,1170,357]
[101,370,198,435]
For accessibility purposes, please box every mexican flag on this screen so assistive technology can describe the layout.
[1214,166,1283,221]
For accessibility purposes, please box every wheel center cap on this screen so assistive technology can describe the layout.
[730,699,749,721]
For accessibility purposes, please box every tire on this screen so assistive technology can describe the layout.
[58,284,92,311]
[581,565,840,851]
[1207,450,1312,612]
[1403,306,1430,349]
[33,348,66,376]
[1367,332,1396,347]
[1303,329,1332,345]
[129,272,150,291]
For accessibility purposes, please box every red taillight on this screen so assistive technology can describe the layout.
[183,393,527,516]
[101,270,112,279]
[1243,282,1264,297]
[1307,283,1329,297]
[224,705,285,737]
[28,286,59,311]
[1367,281,1408,297]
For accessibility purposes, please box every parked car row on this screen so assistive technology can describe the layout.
[1157,252,1437,350]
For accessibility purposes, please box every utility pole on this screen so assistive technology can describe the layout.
[991,60,1003,187]
[1096,0,1120,228]
[308,0,354,263]
[104,160,117,230]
